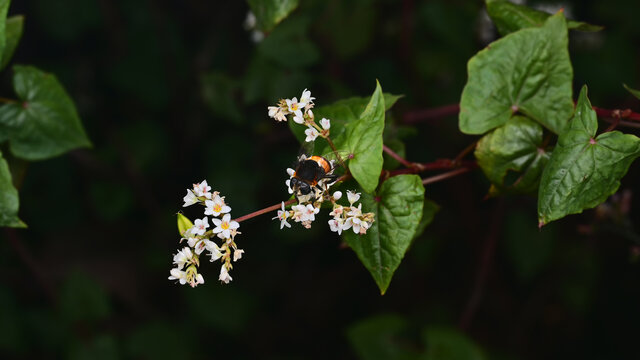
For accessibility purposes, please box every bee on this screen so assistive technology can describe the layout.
[289,154,339,201]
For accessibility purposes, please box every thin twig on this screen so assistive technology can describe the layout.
[422,167,473,185]
[454,140,478,164]
[234,198,296,223]
[383,144,413,168]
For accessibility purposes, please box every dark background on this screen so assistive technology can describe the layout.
[2,0,640,358]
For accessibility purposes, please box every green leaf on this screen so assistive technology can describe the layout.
[475,116,551,195]
[0,150,25,227]
[346,314,419,360]
[0,65,92,160]
[257,16,318,69]
[423,327,485,360]
[177,213,193,237]
[247,0,299,32]
[345,81,385,193]
[0,0,10,62]
[459,12,573,135]
[486,0,603,36]
[0,15,22,71]
[343,175,425,294]
[538,86,640,225]
[413,199,439,240]
[623,83,640,100]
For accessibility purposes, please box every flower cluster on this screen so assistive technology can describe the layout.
[169,180,244,287]
[267,89,331,142]
[328,191,375,235]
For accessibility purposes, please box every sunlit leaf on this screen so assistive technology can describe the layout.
[538,86,640,225]
[177,213,193,237]
[343,175,425,294]
[459,12,573,135]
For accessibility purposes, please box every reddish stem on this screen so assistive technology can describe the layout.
[422,167,473,185]
[383,144,413,168]
[593,106,640,121]
[233,198,296,223]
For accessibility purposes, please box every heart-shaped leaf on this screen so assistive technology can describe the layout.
[0,65,92,160]
[459,12,573,135]
[475,116,551,194]
[343,175,425,294]
[538,86,640,225]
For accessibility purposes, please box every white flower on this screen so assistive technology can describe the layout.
[206,241,224,262]
[293,113,305,124]
[233,249,244,262]
[304,126,319,142]
[250,30,264,43]
[329,204,344,217]
[286,168,295,177]
[194,239,212,255]
[168,268,187,285]
[173,247,194,269]
[185,266,205,287]
[273,202,292,229]
[291,204,307,222]
[347,203,363,218]
[268,106,287,122]
[285,179,294,194]
[307,109,314,120]
[219,265,233,284]
[182,189,198,207]
[320,118,331,130]
[193,180,212,199]
[243,11,256,30]
[204,195,231,217]
[351,217,362,234]
[302,204,320,222]
[212,214,240,239]
[347,190,361,205]
[286,97,305,118]
[328,218,344,235]
[192,217,210,236]
[300,88,315,105]
[332,191,342,201]
[268,106,279,117]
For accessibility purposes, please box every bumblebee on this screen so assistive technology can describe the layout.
[290,154,339,200]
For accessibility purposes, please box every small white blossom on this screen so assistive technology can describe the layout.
[330,204,344,217]
[243,11,256,30]
[268,106,287,122]
[168,268,187,285]
[268,106,279,118]
[286,97,305,118]
[185,266,205,287]
[194,239,211,255]
[182,189,198,207]
[293,112,305,124]
[305,126,319,142]
[307,109,314,120]
[347,190,361,205]
[219,265,233,284]
[173,247,194,270]
[347,203,363,218]
[233,249,244,262]
[286,168,295,177]
[300,89,315,105]
[212,214,240,239]
[320,118,331,130]
[303,204,320,222]
[332,191,342,201]
[193,180,212,199]
[206,241,224,262]
[273,202,292,229]
[328,218,344,235]
[285,179,294,194]
[192,217,210,236]
[250,30,264,43]
[204,196,231,217]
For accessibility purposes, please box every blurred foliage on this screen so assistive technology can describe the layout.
[1,0,640,359]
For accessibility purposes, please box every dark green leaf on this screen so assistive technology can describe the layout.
[0,15,23,71]
[459,12,573,135]
[0,150,25,227]
[538,86,640,225]
[0,65,91,160]
[247,0,299,32]
[257,16,318,69]
[347,314,419,360]
[486,0,603,36]
[475,116,551,195]
[423,327,485,360]
[0,0,10,62]
[200,71,242,124]
[345,81,385,193]
[623,83,640,100]
[343,175,425,294]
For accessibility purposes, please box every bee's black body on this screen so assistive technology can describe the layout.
[290,155,337,197]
